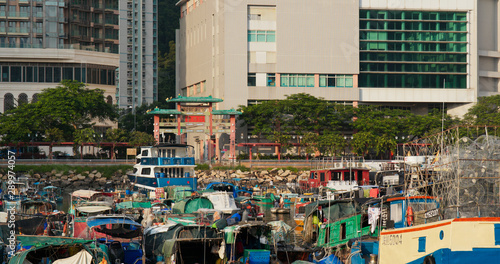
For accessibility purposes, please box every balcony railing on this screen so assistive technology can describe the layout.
[140,157,195,166]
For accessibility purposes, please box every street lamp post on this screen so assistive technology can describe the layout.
[28,132,38,159]
[128,105,137,131]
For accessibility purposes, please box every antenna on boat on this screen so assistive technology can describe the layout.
[441,79,445,152]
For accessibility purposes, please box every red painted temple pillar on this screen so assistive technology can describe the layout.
[209,103,213,160]
[230,114,236,160]
[249,145,252,161]
[176,102,182,143]
[154,115,160,144]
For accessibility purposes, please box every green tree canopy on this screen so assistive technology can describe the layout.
[463,95,500,126]
[129,131,156,147]
[0,81,117,144]
[238,93,353,144]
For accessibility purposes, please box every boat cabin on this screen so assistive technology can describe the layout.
[300,167,370,190]
[137,144,195,167]
[132,144,196,179]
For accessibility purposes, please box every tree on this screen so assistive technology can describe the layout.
[129,131,156,147]
[301,132,319,158]
[0,81,118,147]
[351,131,377,158]
[158,41,177,102]
[278,93,345,136]
[36,80,117,131]
[463,95,500,126]
[318,132,347,157]
[238,94,354,157]
[106,128,128,159]
[157,0,179,55]
[74,128,95,159]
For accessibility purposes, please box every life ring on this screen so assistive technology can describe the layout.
[406,206,414,226]
[313,248,326,261]
[423,255,436,264]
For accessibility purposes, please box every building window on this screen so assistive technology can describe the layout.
[248,30,275,42]
[248,73,256,86]
[280,74,314,87]
[267,73,275,87]
[11,66,21,82]
[319,75,353,87]
[32,93,39,103]
[18,93,28,106]
[4,93,14,112]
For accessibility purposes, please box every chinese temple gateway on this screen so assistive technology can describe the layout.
[148,96,241,161]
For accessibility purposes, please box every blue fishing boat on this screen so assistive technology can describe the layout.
[127,144,197,191]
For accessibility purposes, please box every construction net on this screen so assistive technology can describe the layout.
[402,126,500,219]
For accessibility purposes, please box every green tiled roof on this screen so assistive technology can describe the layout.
[212,109,242,115]
[147,109,182,115]
[167,95,223,103]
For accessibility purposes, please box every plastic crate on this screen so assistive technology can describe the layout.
[243,249,270,264]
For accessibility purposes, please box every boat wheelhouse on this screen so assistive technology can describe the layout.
[127,144,197,191]
[299,167,371,191]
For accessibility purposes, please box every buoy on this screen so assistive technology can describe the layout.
[406,206,414,226]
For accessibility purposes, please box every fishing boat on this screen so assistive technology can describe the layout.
[205,181,252,198]
[10,235,108,264]
[69,190,115,238]
[299,166,371,192]
[349,129,500,264]
[39,185,63,203]
[293,193,320,232]
[86,215,144,264]
[202,191,240,214]
[144,218,223,263]
[127,144,197,191]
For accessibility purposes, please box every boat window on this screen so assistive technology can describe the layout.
[310,172,314,179]
[408,201,437,212]
[141,168,151,175]
[390,203,403,223]
[167,149,171,157]
[181,168,184,177]
[133,168,138,173]
[332,172,340,181]
[320,172,325,182]
[142,150,149,157]
[172,149,176,157]
[324,225,330,244]
[340,222,346,240]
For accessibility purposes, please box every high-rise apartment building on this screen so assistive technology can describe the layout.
[0,0,119,132]
[176,0,500,117]
[116,0,158,109]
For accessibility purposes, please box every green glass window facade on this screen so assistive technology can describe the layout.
[359,10,468,89]
[280,74,314,87]
[248,30,275,42]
